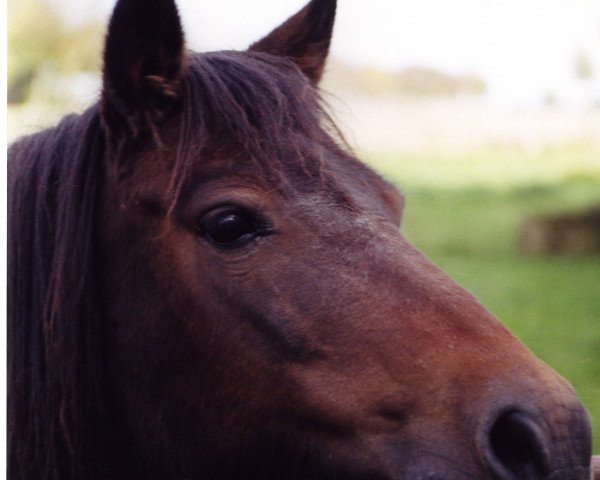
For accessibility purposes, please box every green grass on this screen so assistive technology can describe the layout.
[364,145,600,452]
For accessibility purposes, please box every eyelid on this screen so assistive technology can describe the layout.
[176,182,279,234]
[199,204,271,228]
[196,201,255,219]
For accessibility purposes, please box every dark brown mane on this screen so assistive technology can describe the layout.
[8,108,108,479]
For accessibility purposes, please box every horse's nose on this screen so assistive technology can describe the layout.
[485,410,550,478]
[478,403,592,480]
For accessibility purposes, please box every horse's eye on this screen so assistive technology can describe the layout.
[197,207,269,249]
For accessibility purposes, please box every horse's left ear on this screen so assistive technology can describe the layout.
[102,0,186,137]
[249,0,336,84]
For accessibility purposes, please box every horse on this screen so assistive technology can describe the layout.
[7,0,595,478]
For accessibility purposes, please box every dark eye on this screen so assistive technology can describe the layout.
[197,206,271,249]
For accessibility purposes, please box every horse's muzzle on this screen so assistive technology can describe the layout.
[477,402,592,480]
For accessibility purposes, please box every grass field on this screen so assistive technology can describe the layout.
[365,143,600,451]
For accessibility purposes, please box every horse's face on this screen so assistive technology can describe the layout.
[98,0,592,478]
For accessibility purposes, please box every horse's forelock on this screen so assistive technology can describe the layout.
[162,51,349,203]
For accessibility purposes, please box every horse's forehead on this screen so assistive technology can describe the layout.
[124,124,393,222]
[172,142,339,195]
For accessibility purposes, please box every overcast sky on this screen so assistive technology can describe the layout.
[51,0,600,106]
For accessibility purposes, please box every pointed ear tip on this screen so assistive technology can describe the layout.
[311,0,337,7]
[107,0,183,30]
[309,0,337,15]
[104,0,185,54]
[307,0,337,32]
[324,0,337,11]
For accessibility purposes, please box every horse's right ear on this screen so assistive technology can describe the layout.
[101,0,186,138]
[249,0,336,84]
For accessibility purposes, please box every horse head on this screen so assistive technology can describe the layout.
[8,0,594,478]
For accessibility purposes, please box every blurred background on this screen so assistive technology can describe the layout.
[8,0,600,450]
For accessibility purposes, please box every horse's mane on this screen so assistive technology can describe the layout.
[7,49,351,479]
[8,107,108,479]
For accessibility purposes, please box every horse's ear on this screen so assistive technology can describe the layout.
[249,0,336,84]
[102,0,186,137]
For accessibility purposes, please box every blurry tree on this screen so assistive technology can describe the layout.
[8,0,103,104]
[543,91,559,107]
[355,66,397,96]
[574,51,597,108]
[575,52,593,81]
[323,60,486,97]
[393,67,486,97]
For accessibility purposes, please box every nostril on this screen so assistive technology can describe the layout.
[486,410,551,479]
